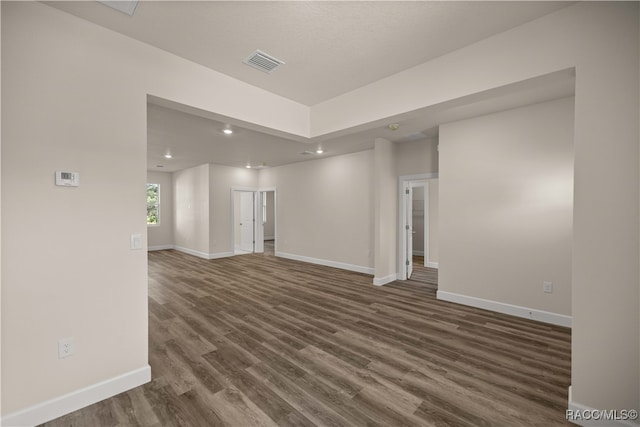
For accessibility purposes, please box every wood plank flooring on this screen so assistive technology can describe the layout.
[41,249,572,427]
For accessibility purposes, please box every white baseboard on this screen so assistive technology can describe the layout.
[264,236,275,241]
[173,246,233,260]
[413,250,424,256]
[426,261,439,269]
[2,365,151,427]
[436,290,572,328]
[373,274,398,286]
[567,386,639,426]
[148,244,174,251]
[276,251,374,275]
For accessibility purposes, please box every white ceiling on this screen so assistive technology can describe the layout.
[44,1,576,172]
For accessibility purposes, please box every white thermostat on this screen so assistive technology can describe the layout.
[55,171,80,187]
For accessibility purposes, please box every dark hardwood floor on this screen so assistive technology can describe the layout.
[41,247,572,426]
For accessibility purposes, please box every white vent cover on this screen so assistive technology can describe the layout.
[243,50,285,73]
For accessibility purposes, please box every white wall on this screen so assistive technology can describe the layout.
[147,171,174,250]
[439,97,574,318]
[259,151,374,273]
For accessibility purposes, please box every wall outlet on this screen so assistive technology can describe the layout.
[543,281,553,293]
[58,337,74,358]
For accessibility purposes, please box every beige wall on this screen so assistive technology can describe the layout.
[315,3,639,411]
[3,3,151,415]
[412,187,425,254]
[264,191,275,240]
[173,164,210,255]
[173,163,258,257]
[428,180,439,265]
[2,0,638,421]
[2,2,309,418]
[373,138,397,283]
[259,151,374,271]
[439,97,574,315]
[396,138,439,176]
[210,164,258,255]
[147,171,174,249]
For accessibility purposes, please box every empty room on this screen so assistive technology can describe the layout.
[2,1,638,426]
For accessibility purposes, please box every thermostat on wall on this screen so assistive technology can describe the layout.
[55,171,80,187]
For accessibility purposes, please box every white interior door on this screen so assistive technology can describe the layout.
[239,192,255,253]
[405,183,413,279]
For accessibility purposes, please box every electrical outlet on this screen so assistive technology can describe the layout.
[543,281,553,293]
[58,337,74,358]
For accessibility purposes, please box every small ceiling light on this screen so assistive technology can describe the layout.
[164,153,172,159]
[223,128,233,135]
[245,164,252,169]
[388,123,400,131]
[316,148,324,154]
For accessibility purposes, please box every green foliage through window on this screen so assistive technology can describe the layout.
[147,183,160,225]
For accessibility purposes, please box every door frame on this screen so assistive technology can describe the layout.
[258,187,277,254]
[231,186,259,255]
[398,173,438,280]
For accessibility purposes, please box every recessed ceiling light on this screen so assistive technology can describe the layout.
[164,153,172,159]
[388,123,400,131]
[245,164,252,169]
[316,148,324,154]
[223,128,233,135]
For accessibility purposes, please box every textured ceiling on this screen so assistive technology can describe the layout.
[46,1,572,105]
[43,1,575,171]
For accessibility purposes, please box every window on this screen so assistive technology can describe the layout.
[147,183,160,225]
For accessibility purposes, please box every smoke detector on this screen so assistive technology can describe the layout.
[243,50,285,74]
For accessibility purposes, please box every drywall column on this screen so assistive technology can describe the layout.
[373,138,397,285]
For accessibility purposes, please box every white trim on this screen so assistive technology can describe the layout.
[173,245,210,259]
[567,386,639,426]
[2,365,151,427]
[436,290,572,328]
[173,246,233,260]
[276,251,374,275]
[413,250,424,256]
[148,244,174,251]
[373,274,397,286]
[426,261,439,269]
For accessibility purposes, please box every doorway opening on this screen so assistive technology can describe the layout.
[399,173,439,287]
[261,189,276,256]
[233,190,256,255]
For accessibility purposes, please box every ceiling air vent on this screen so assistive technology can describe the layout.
[243,50,285,74]
[300,151,314,156]
[97,1,139,16]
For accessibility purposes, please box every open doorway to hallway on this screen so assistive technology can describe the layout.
[399,174,439,288]
[262,190,276,256]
